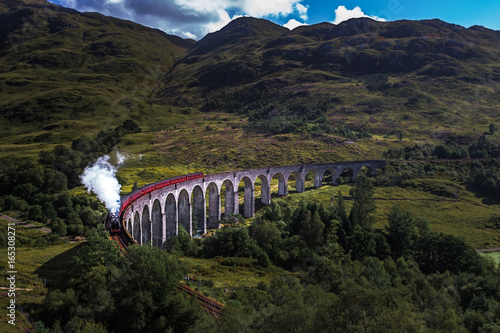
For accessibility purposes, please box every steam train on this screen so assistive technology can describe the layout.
[117,172,204,221]
[107,212,121,235]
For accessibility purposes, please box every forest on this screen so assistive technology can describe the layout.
[26,173,500,333]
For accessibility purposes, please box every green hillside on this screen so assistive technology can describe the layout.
[1,4,499,167]
[159,17,500,145]
[0,0,194,157]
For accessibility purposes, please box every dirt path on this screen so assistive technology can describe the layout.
[1,214,52,233]
[476,247,500,253]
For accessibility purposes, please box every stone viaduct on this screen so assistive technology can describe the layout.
[121,160,386,248]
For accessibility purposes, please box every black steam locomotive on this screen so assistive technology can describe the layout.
[107,212,121,235]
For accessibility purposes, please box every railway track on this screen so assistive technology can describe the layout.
[176,284,223,318]
[105,218,224,318]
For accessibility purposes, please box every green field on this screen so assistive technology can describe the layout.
[0,241,80,332]
[179,256,292,301]
[480,251,500,267]
[249,179,500,249]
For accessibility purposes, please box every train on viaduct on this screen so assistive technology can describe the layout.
[120,160,386,249]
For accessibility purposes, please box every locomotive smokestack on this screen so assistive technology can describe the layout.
[80,154,123,214]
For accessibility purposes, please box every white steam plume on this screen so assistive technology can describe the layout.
[116,151,127,166]
[80,155,122,213]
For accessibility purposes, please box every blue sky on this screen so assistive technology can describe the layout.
[301,0,500,30]
[48,0,500,39]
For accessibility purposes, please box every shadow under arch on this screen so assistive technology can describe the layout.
[178,189,191,235]
[222,179,236,218]
[141,205,151,245]
[271,172,287,197]
[287,171,304,193]
[321,168,337,186]
[337,167,355,184]
[133,211,140,243]
[151,199,162,248]
[256,174,271,205]
[304,169,321,189]
[206,182,220,230]
[238,176,254,218]
[192,185,205,235]
[126,218,132,236]
[359,165,377,177]
[165,193,177,238]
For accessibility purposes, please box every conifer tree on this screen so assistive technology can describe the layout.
[349,174,376,229]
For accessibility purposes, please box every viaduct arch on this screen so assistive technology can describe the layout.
[122,160,385,248]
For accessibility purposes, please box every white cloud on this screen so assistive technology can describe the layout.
[204,9,234,33]
[51,0,307,39]
[179,30,197,40]
[296,3,308,21]
[283,18,307,30]
[239,0,301,18]
[332,5,387,25]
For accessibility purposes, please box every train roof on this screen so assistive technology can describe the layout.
[120,172,204,201]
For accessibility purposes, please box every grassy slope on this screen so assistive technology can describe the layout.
[0,2,193,158]
[159,17,500,144]
[480,252,500,267]
[179,256,291,301]
[0,217,79,331]
[258,180,500,249]
[114,111,412,192]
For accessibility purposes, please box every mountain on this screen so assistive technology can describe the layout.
[0,0,51,12]
[158,17,500,141]
[0,0,499,164]
[0,0,194,140]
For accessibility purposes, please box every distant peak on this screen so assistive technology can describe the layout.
[1,0,57,13]
[2,0,52,7]
[188,16,287,56]
[217,16,287,35]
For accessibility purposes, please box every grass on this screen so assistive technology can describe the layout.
[178,256,292,302]
[0,242,80,332]
[114,112,406,192]
[0,215,81,331]
[0,216,49,246]
[252,180,500,249]
[372,184,500,249]
[480,252,500,267]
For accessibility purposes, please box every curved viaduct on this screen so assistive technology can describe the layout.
[121,160,386,248]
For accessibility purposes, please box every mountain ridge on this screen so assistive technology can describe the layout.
[0,0,194,139]
[157,16,500,142]
[0,0,498,160]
